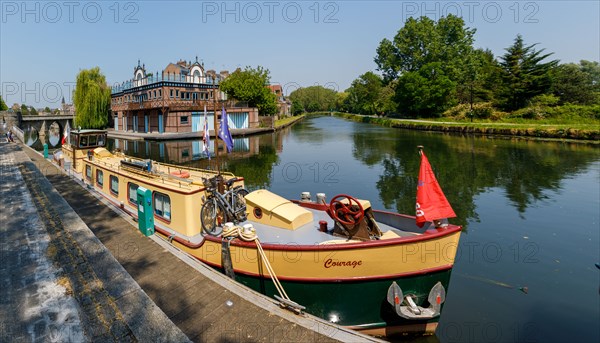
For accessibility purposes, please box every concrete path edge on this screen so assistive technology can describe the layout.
[19,143,191,343]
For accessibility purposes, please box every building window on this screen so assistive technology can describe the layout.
[96,170,104,187]
[154,192,171,221]
[110,175,119,196]
[128,182,138,204]
[170,89,173,98]
[176,90,179,98]
[85,165,92,181]
[180,116,189,124]
[158,89,162,98]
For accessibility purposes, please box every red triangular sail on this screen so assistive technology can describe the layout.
[416,151,456,227]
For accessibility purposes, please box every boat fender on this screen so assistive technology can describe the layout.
[167,234,175,243]
[221,239,236,280]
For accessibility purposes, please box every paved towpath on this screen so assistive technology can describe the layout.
[1,140,191,342]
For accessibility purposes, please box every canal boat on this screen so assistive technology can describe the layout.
[59,129,462,337]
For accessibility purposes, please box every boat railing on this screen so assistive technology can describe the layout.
[91,157,196,190]
[93,154,234,190]
[154,160,235,178]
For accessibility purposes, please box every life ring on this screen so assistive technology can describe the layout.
[171,170,190,178]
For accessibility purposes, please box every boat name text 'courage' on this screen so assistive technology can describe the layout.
[324,259,363,269]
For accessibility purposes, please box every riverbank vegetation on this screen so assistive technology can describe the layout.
[0,96,7,111]
[289,15,599,136]
[219,66,278,115]
[274,114,305,128]
[334,113,599,141]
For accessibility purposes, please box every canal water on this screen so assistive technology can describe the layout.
[55,115,599,342]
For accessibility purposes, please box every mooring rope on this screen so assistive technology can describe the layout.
[221,224,291,302]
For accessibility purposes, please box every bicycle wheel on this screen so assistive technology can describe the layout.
[200,199,225,236]
[232,188,249,221]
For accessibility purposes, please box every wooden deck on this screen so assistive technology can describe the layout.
[21,146,382,343]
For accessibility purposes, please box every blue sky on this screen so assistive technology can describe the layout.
[1,1,599,108]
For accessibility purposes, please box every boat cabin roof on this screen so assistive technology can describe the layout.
[87,148,234,193]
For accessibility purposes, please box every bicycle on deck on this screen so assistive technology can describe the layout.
[200,175,249,236]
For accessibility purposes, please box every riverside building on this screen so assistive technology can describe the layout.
[111,59,258,134]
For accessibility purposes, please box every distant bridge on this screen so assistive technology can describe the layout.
[19,114,74,135]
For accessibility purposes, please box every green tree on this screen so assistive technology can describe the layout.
[345,72,384,115]
[459,49,502,107]
[20,104,29,115]
[29,106,38,115]
[335,91,349,112]
[552,60,600,105]
[0,95,7,111]
[219,66,278,116]
[498,35,558,110]
[580,60,600,86]
[375,83,397,116]
[395,62,457,117]
[291,101,304,115]
[288,86,337,113]
[44,106,51,113]
[374,15,476,116]
[73,67,111,129]
[375,15,475,80]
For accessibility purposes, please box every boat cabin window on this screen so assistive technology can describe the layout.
[70,133,78,146]
[110,175,119,196]
[96,170,104,187]
[71,133,107,149]
[128,183,139,204]
[153,192,171,221]
[85,165,92,181]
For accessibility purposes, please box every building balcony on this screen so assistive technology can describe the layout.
[111,99,249,113]
[111,74,221,95]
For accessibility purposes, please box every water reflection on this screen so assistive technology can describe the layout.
[352,128,600,226]
[24,127,38,146]
[48,122,61,147]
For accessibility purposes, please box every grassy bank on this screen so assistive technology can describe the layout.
[275,114,305,129]
[332,113,600,142]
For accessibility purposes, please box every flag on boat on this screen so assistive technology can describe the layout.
[61,121,70,145]
[202,105,210,159]
[416,150,456,228]
[218,105,234,153]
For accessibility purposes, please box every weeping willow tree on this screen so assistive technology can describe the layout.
[73,67,111,129]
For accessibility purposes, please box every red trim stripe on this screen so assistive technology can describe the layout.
[201,224,462,251]
[194,256,454,282]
